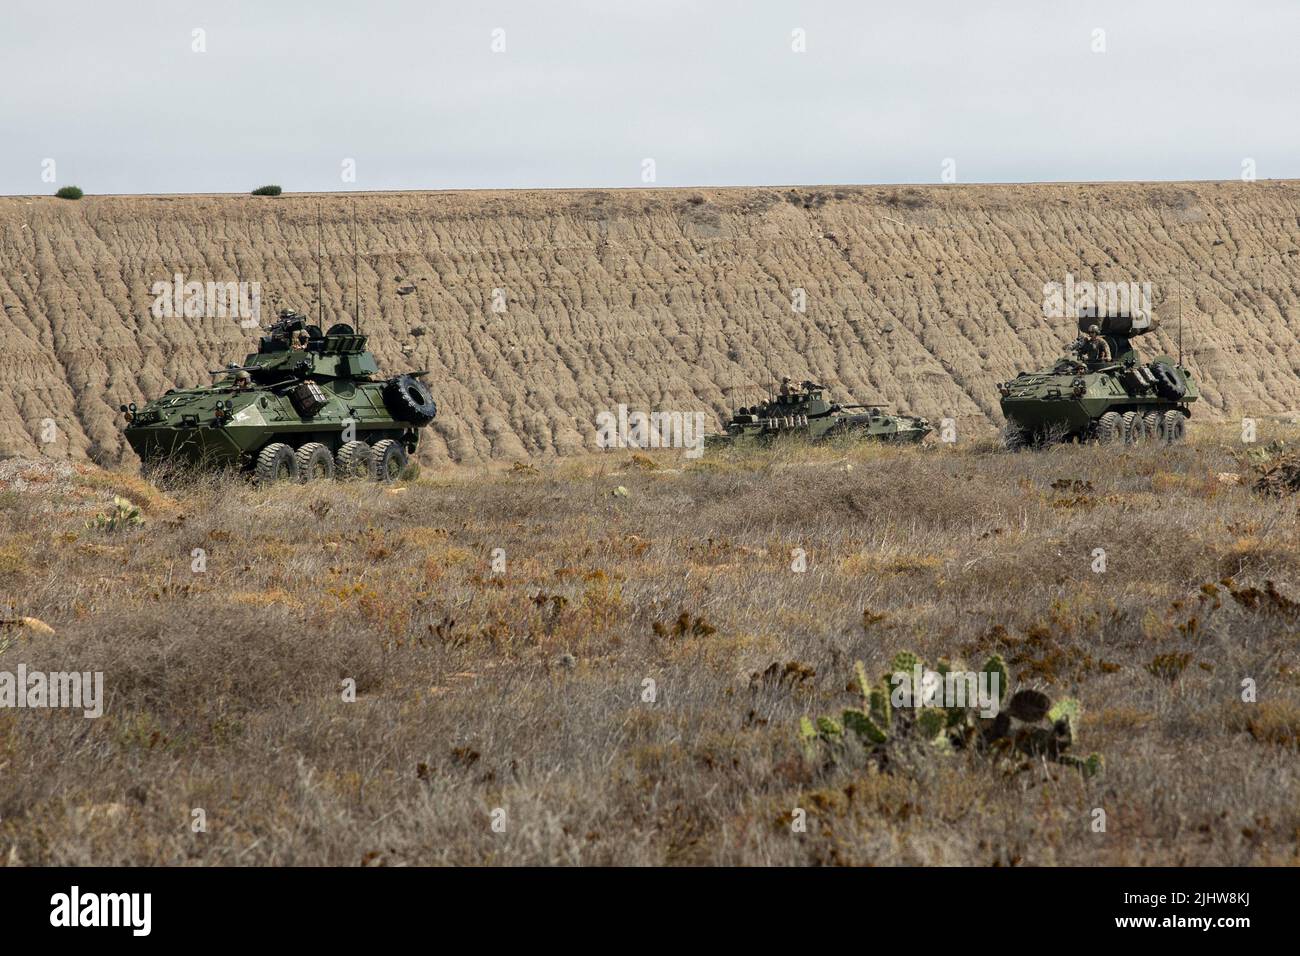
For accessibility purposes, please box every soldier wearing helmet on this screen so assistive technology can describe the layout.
[1079,324,1112,364]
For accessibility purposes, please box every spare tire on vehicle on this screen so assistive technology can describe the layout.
[383,374,437,424]
[1150,363,1186,400]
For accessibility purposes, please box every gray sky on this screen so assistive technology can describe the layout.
[3,0,1297,194]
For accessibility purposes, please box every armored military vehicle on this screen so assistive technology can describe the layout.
[123,309,436,482]
[998,312,1196,446]
[705,380,931,449]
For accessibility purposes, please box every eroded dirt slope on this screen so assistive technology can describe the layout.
[1,181,1297,464]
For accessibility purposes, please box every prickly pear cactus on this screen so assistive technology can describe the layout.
[798,716,817,741]
[891,651,919,674]
[868,684,891,730]
[815,715,843,740]
[85,496,143,532]
[915,708,947,741]
[1048,697,1080,734]
[842,708,888,744]
[800,651,1103,777]
[854,660,873,698]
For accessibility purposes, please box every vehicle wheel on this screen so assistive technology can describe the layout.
[1161,410,1187,444]
[1143,411,1162,440]
[383,374,438,425]
[1094,412,1123,445]
[295,442,334,482]
[370,439,408,482]
[1121,411,1143,444]
[254,442,298,484]
[336,440,372,480]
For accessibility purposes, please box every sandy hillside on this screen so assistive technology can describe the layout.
[1,181,1297,465]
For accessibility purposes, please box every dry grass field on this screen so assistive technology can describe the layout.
[2,422,1298,865]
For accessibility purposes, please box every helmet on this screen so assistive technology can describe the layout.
[1087,325,1101,334]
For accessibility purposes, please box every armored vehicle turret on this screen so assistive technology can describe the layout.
[704,380,931,449]
[123,309,437,482]
[997,312,1197,445]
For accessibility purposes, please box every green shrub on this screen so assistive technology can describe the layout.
[251,185,283,196]
[54,186,83,200]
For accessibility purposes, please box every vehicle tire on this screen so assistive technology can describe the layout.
[1121,411,1143,444]
[254,442,298,484]
[383,374,437,425]
[1094,411,1123,445]
[1161,410,1187,444]
[336,440,372,480]
[1143,411,1162,440]
[1152,364,1187,400]
[370,439,408,482]
[295,442,334,482]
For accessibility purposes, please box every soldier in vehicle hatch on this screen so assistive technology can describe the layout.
[779,377,794,399]
[1078,324,1112,364]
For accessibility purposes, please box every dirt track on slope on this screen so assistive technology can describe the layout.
[1,181,1297,465]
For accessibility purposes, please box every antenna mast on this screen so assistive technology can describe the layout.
[1177,271,1183,366]
[353,200,360,334]
[316,202,323,330]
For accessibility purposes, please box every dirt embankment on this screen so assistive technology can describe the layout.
[1,181,1297,465]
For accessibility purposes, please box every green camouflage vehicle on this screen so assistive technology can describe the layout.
[705,380,931,449]
[998,313,1197,446]
[123,309,436,482]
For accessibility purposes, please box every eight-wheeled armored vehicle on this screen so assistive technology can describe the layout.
[705,380,931,449]
[998,313,1197,445]
[123,310,437,482]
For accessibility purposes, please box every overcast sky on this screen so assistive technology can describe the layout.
[2,0,1297,195]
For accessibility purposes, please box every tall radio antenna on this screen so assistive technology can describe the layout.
[1177,271,1183,366]
[316,202,324,330]
[352,200,360,334]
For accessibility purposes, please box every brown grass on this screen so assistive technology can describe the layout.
[1,429,1299,865]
